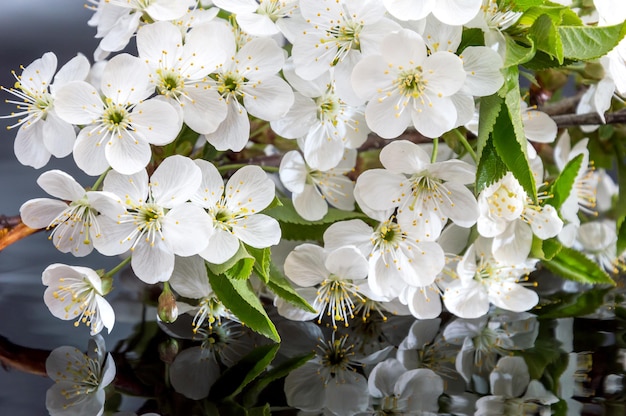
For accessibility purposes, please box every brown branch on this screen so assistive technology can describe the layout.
[552,109,626,128]
[0,217,39,251]
[539,90,587,116]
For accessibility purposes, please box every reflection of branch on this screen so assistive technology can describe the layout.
[552,109,626,128]
[0,216,39,251]
[0,335,153,396]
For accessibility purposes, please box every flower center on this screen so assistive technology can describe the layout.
[193,296,226,333]
[316,92,343,125]
[315,275,362,329]
[396,68,426,99]
[323,20,363,65]
[317,334,361,381]
[156,69,185,99]
[47,197,101,249]
[215,71,246,101]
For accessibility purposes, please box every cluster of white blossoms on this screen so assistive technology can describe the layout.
[2,0,625,343]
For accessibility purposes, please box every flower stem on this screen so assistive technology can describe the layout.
[431,137,439,164]
[217,164,279,174]
[104,256,132,279]
[453,129,478,163]
[91,168,111,191]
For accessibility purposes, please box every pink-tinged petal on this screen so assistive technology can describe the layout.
[442,280,490,319]
[432,0,482,25]
[225,165,275,212]
[131,99,181,146]
[104,131,152,175]
[102,169,149,207]
[411,95,457,138]
[200,228,240,264]
[323,219,373,255]
[42,112,76,158]
[243,76,294,121]
[37,170,84,201]
[203,100,250,152]
[182,87,227,135]
[383,0,434,21]
[326,246,369,281]
[137,21,183,70]
[354,169,405,211]
[404,285,442,319]
[101,54,152,104]
[151,155,202,208]
[72,129,110,176]
[21,52,57,93]
[460,46,504,96]
[523,110,557,143]
[132,238,175,283]
[232,214,281,248]
[293,185,328,221]
[379,140,430,174]
[279,151,307,194]
[192,159,224,209]
[163,204,213,256]
[170,255,212,299]
[20,198,67,229]
[365,93,412,139]
[14,122,50,169]
[350,55,393,101]
[422,52,466,97]
[284,243,329,287]
[55,81,103,125]
[489,282,539,313]
[51,54,90,91]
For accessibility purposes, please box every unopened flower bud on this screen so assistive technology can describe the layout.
[158,283,178,323]
[158,338,179,364]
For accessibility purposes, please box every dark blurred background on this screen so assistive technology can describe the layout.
[0,2,141,414]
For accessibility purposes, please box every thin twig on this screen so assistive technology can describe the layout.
[552,108,626,128]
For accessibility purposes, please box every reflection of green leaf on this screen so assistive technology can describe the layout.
[248,404,271,416]
[265,262,316,313]
[208,270,280,342]
[546,153,584,210]
[515,324,562,380]
[616,143,626,255]
[209,343,279,401]
[542,246,615,286]
[536,286,612,319]
[243,352,315,408]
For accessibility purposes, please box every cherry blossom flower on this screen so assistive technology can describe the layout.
[282,244,369,329]
[355,140,478,241]
[212,0,299,37]
[191,160,281,265]
[351,29,467,139]
[136,20,231,135]
[278,149,356,221]
[46,335,115,416]
[42,264,115,335]
[95,155,213,284]
[203,36,294,152]
[383,0,482,26]
[272,63,369,170]
[575,219,626,274]
[0,52,90,168]
[20,170,123,257]
[54,53,182,176]
[439,237,539,319]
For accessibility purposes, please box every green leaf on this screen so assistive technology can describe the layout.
[248,246,271,283]
[507,0,545,12]
[492,104,537,202]
[208,270,281,342]
[518,4,582,27]
[458,28,485,53]
[208,343,279,401]
[242,352,315,408]
[476,137,508,195]
[248,404,271,416]
[529,14,563,63]
[207,243,254,276]
[531,237,562,261]
[559,22,626,61]
[504,35,536,67]
[266,262,316,313]
[546,153,584,210]
[542,246,615,286]
[616,143,626,255]
[476,94,504,157]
